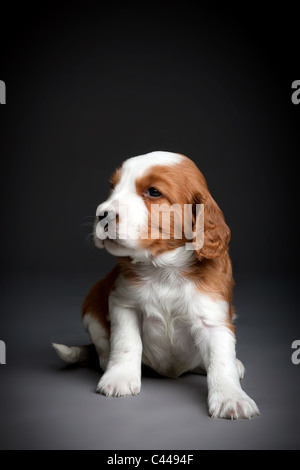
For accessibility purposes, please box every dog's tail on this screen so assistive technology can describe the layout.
[52,342,96,365]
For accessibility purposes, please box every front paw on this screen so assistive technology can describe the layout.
[208,388,260,420]
[96,365,141,397]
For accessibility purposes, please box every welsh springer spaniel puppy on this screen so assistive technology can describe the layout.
[53,151,259,419]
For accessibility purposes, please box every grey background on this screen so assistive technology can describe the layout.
[0,3,300,449]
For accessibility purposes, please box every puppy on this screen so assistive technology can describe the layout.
[53,151,259,419]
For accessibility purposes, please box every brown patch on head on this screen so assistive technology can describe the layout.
[193,191,231,261]
[134,155,230,260]
[134,157,195,256]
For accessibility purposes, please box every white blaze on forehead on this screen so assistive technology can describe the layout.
[123,151,184,175]
[95,152,184,254]
[117,151,184,191]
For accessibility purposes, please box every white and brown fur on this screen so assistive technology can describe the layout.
[53,151,259,419]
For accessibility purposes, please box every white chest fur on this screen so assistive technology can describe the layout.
[138,267,199,377]
[112,260,229,378]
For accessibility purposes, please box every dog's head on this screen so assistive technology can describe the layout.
[94,151,230,263]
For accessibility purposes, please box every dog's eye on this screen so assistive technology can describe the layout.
[147,187,162,197]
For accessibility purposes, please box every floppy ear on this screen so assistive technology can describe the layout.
[193,192,231,260]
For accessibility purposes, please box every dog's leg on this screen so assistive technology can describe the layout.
[235,358,245,380]
[191,358,245,379]
[83,313,110,371]
[194,326,259,419]
[96,305,142,397]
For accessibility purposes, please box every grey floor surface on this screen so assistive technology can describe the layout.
[0,271,299,450]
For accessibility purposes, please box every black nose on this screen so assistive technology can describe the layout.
[98,211,108,222]
[98,211,109,232]
[98,211,116,233]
